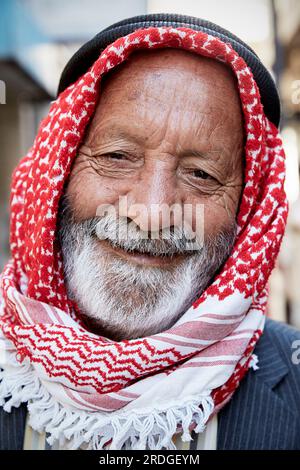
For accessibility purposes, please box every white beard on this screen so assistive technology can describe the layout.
[58,201,236,340]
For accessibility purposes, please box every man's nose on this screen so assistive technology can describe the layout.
[119,166,181,232]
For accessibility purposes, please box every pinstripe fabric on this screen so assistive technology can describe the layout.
[1,318,300,450]
[217,319,300,449]
[0,403,27,450]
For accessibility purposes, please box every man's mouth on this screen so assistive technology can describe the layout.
[97,238,188,268]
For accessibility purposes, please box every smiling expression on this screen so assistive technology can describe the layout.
[65,49,244,267]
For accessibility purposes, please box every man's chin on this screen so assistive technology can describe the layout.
[80,314,155,341]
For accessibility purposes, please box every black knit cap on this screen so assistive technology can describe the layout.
[57,13,281,127]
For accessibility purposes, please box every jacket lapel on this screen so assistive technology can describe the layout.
[217,324,299,449]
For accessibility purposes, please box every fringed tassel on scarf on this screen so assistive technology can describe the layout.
[0,345,214,450]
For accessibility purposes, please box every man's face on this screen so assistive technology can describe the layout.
[59,49,244,340]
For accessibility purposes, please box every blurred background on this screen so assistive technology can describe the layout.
[1,0,300,327]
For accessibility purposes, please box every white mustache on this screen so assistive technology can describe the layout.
[91,214,204,256]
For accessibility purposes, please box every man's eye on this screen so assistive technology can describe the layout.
[192,169,211,179]
[106,153,126,160]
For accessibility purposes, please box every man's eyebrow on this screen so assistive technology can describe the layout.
[178,146,223,160]
[92,129,225,160]
[94,127,144,146]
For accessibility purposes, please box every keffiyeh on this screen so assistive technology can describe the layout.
[0,27,288,450]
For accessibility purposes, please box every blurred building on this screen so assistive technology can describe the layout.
[0,0,52,268]
[273,0,300,328]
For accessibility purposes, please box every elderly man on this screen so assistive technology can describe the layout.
[0,14,300,451]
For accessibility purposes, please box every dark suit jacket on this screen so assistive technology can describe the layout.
[1,318,300,450]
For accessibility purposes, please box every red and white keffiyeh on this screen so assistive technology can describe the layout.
[0,27,288,450]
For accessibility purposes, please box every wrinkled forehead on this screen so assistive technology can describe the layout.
[99,47,241,105]
[86,48,244,145]
[101,47,238,81]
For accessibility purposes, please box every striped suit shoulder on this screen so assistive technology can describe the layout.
[217,318,300,449]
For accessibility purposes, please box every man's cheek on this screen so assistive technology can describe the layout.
[202,199,237,237]
[211,186,241,216]
[66,172,126,220]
